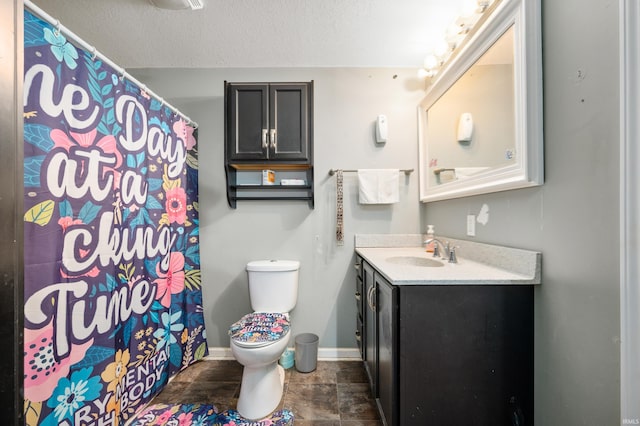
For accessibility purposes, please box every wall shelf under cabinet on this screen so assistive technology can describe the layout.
[225,163,314,209]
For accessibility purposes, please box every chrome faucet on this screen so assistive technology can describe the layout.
[423,238,449,259]
[424,238,458,263]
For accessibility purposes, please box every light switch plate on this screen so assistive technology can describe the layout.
[467,214,476,236]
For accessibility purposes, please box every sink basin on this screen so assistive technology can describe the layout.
[385,256,444,267]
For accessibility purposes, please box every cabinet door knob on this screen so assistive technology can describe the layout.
[270,128,277,149]
[262,128,268,149]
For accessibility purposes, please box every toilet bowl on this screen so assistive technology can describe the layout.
[230,312,291,419]
[228,260,299,420]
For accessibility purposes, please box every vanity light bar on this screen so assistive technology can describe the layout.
[420,0,502,79]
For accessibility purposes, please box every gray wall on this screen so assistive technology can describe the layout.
[131,67,425,348]
[423,0,620,424]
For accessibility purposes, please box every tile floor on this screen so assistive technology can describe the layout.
[151,359,383,425]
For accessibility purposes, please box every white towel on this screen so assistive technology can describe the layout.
[357,169,400,204]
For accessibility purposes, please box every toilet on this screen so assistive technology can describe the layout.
[228,259,299,420]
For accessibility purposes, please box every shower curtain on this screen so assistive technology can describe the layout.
[22,10,207,426]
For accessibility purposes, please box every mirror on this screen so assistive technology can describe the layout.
[418,0,543,202]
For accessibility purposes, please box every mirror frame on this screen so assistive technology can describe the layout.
[418,0,543,203]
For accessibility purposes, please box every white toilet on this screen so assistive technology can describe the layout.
[228,259,299,420]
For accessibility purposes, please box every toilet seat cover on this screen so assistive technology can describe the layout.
[229,312,290,347]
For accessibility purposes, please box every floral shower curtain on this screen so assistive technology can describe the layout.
[22,10,207,426]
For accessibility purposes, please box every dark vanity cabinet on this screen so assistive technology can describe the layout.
[357,258,534,426]
[224,81,314,208]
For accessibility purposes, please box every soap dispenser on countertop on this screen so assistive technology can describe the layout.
[425,225,435,252]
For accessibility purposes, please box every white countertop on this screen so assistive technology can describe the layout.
[355,236,541,286]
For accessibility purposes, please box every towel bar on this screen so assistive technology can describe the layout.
[433,168,455,176]
[328,168,413,176]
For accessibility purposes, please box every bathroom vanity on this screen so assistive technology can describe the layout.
[354,235,541,426]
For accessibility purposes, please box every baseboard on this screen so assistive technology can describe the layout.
[206,347,234,360]
[205,347,361,361]
[316,347,362,360]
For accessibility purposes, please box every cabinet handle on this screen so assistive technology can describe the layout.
[270,128,277,149]
[354,263,361,270]
[261,129,268,149]
[355,291,361,301]
[355,330,361,342]
[367,285,376,312]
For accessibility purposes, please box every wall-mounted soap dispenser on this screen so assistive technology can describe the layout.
[375,114,388,143]
[457,112,473,143]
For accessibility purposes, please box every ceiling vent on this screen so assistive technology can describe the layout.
[148,0,204,10]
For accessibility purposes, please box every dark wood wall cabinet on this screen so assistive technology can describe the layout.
[224,81,314,208]
[355,256,534,426]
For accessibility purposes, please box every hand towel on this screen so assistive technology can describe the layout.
[357,169,400,204]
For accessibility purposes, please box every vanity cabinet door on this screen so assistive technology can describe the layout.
[375,274,398,426]
[398,285,534,425]
[363,261,377,396]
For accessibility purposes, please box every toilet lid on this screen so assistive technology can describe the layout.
[229,312,290,347]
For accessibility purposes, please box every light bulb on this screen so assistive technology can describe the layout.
[461,0,478,17]
[434,39,450,58]
[418,68,436,79]
[423,55,439,70]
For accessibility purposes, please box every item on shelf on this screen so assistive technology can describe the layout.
[262,170,275,185]
[281,179,306,186]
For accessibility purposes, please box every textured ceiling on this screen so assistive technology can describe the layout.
[31,0,469,69]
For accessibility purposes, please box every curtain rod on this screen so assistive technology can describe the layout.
[328,168,414,176]
[24,0,198,128]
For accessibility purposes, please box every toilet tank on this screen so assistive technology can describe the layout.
[246,260,299,313]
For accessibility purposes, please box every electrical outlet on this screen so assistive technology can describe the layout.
[467,214,476,236]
